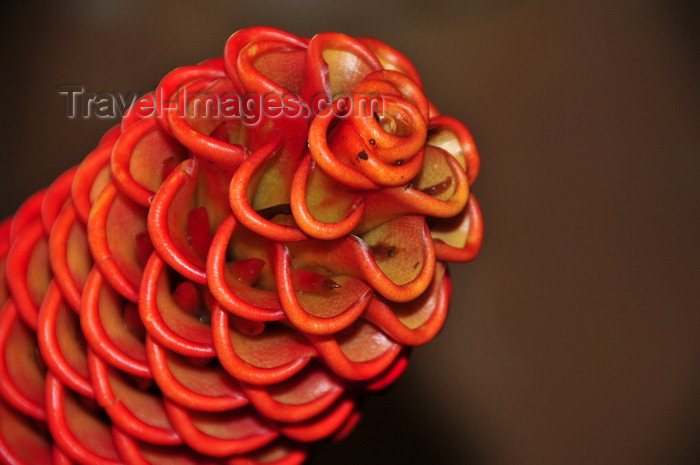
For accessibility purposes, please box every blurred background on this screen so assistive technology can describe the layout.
[1,1,698,464]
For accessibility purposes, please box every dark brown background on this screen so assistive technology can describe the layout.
[1,1,698,464]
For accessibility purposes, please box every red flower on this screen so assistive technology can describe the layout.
[0,26,482,464]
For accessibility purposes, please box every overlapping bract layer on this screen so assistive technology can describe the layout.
[0,27,482,464]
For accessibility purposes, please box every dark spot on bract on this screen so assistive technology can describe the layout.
[323,278,342,290]
[421,176,454,197]
[358,150,369,160]
[371,242,397,260]
[255,203,292,220]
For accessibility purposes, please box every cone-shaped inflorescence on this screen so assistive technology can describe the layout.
[0,27,482,464]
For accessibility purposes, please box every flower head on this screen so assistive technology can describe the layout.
[0,26,482,464]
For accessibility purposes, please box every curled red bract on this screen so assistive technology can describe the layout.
[0,26,482,464]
